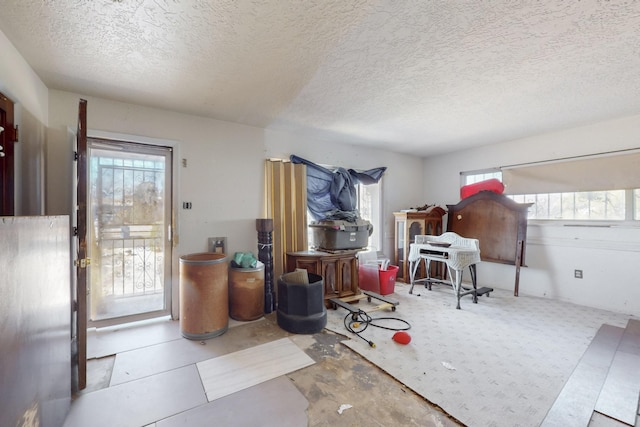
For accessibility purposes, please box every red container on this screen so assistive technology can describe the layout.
[358,264,379,293]
[378,265,399,295]
[359,264,399,295]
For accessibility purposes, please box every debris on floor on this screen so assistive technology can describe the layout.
[337,403,353,414]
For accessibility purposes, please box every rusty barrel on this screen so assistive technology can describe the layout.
[179,252,228,339]
[229,262,265,321]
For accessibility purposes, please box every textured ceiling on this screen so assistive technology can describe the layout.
[1,0,640,156]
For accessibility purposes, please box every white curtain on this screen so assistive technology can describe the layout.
[502,150,640,194]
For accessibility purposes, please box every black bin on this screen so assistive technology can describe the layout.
[277,272,327,334]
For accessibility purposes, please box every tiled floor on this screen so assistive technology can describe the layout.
[196,338,314,401]
[64,365,208,427]
[68,314,458,427]
[67,318,309,427]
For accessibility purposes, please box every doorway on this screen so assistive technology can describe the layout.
[87,138,173,327]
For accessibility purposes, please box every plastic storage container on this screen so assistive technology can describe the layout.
[359,264,399,295]
[309,219,372,250]
[277,271,327,334]
[378,265,399,295]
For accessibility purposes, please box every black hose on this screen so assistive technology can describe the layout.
[343,309,411,348]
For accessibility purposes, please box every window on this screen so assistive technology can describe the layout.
[508,191,626,220]
[462,170,638,222]
[461,169,502,186]
[308,179,382,250]
[356,180,382,249]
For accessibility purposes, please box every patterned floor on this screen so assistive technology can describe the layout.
[325,281,634,427]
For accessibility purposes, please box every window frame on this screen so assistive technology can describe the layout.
[461,169,640,226]
[307,168,383,251]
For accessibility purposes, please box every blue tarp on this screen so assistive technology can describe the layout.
[290,155,386,222]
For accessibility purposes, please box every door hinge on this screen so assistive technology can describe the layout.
[74,258,91,268]
[73,227,78,236]
[7,125,18,142]
[74,151,78,161]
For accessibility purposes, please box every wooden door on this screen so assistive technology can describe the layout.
[0,92,16,216]
[337,256,357,297]
[72,99,88,391]
[321,258,338,298]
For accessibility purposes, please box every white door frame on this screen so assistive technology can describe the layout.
[87,130,181,321]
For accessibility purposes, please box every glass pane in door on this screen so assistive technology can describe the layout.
[88,140,171,324]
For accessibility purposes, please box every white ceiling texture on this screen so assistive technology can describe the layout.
[1,0,640,157]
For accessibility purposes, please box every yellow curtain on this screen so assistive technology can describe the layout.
[264,159,307,281]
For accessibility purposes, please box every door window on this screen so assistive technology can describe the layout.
[87,139,172,326]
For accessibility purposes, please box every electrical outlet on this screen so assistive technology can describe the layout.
[209,237,226,254]
[574,269,583,279]
[183,202,192,209]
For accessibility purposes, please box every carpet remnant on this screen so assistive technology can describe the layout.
[325,282,631,427]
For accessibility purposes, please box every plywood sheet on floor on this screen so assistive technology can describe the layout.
[88,317,264,359]
[196,337,315,402]
[157,376,308,427]
[63,365,206,427]
[87,318,181,359]
[594,319,640,425]
[110,317,286,385]
[110,337,222,385]
[541,324,625,427]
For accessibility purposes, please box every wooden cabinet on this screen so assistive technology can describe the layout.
[394,208,445,281]
[286,250,359,306]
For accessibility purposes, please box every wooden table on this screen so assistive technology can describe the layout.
[286,250,359,307]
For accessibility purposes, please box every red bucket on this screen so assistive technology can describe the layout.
[378,265,399,295]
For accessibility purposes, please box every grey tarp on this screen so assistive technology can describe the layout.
[290,155,386,221]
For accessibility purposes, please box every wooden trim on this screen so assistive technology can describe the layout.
[0,92,15,215]
[75,99,88,390]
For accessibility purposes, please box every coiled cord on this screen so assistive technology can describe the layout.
[343,309,411,348]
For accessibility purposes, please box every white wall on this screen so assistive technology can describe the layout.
[0,30,48,123]
[47,90,264,255]
[47,91,422,256]
[45,90,423,316]
[46,91,267,316]
[0,29,49,215]
[423,115,640,316]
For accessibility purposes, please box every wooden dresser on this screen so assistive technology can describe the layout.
[286,250,359,307]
